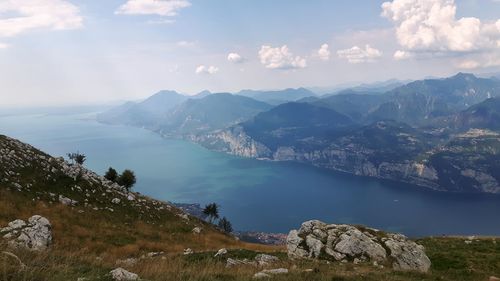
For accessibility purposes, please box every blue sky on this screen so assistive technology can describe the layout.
[1,0,500,106]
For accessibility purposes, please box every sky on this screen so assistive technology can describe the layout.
[0,0,500,106]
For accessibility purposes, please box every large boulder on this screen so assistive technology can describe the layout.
[1,215,52,251]
[286,220,431,272]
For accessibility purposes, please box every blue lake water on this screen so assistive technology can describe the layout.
[1,112,500,237]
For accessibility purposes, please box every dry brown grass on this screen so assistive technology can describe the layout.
[0,188,279,260]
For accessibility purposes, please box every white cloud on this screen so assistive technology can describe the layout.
[116,0,191,16]
[0,43,9,49]
[176,40,196,48]
[0,0,83,37]
[393,50,413,60]
[381,0,500,53]
[195,65,218,75]
[258,45,307,69]
[337,45,382,63]
[227,52,244,63]
[456,60,480,69]
[317,44,330,61]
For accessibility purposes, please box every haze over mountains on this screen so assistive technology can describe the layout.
[98,73,500,194]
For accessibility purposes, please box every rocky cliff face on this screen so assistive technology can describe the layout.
[195,128,500,193]
[192,126,272,159]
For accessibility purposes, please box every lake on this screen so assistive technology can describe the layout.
[1,112,500,237]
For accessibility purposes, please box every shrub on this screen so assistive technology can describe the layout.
[104,167,118,182]
[118,169,136,191]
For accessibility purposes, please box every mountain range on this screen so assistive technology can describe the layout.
[98,73,500,193]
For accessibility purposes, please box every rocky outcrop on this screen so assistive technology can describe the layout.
[286,220,431,273]
[1,215,52,251]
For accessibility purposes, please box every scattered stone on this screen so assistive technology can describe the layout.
[214,248,228,257]
[183,248,194,255]
[489,276,500,281]
[261,268,288,275]
[146,251,164,258]
[112,198,121,204]
[1,215,52,251]
[226,258,257,268]
[287,220,431,272]
[253,272,271,279]
[58,195,77,206]
[192,227,202,234]
[254,254,279,265]
[110,268,139,281]
[303,269,314,272]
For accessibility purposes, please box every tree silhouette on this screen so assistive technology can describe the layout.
[67,151,86,165]
[218,217,233,234]
[104,167,118,182]
[203,203,219,224]
[118,169,136,191]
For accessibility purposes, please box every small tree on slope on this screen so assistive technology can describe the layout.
[118,169,136,191]
[203,203,219,224]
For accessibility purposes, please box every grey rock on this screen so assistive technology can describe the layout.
[254,253,279,265]
[214,248,227,257]
[253,272,271,279]
[261,268,288,274]
[286,220,431,272]
[1,215,52,251]
[226,258,257,268]
[286,230,308,259]
[384,234,431,272]
[110,268,139,281]
[58,195,77,206]
[305,235,324,258]
[334,228,386,261]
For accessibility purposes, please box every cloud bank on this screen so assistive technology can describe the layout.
[382,0,500,52]
[0,0,83,37]
[317,44,331,61]
[337,45,382,63]
[195,65,219,75]
[227,52,244,63]
[258,45,307,69]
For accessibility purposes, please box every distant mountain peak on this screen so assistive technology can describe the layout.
[193,90,212,99]
[450,72,476,80]
[151,90,181,97]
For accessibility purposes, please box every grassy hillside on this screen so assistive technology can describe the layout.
[1,135,499,281]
